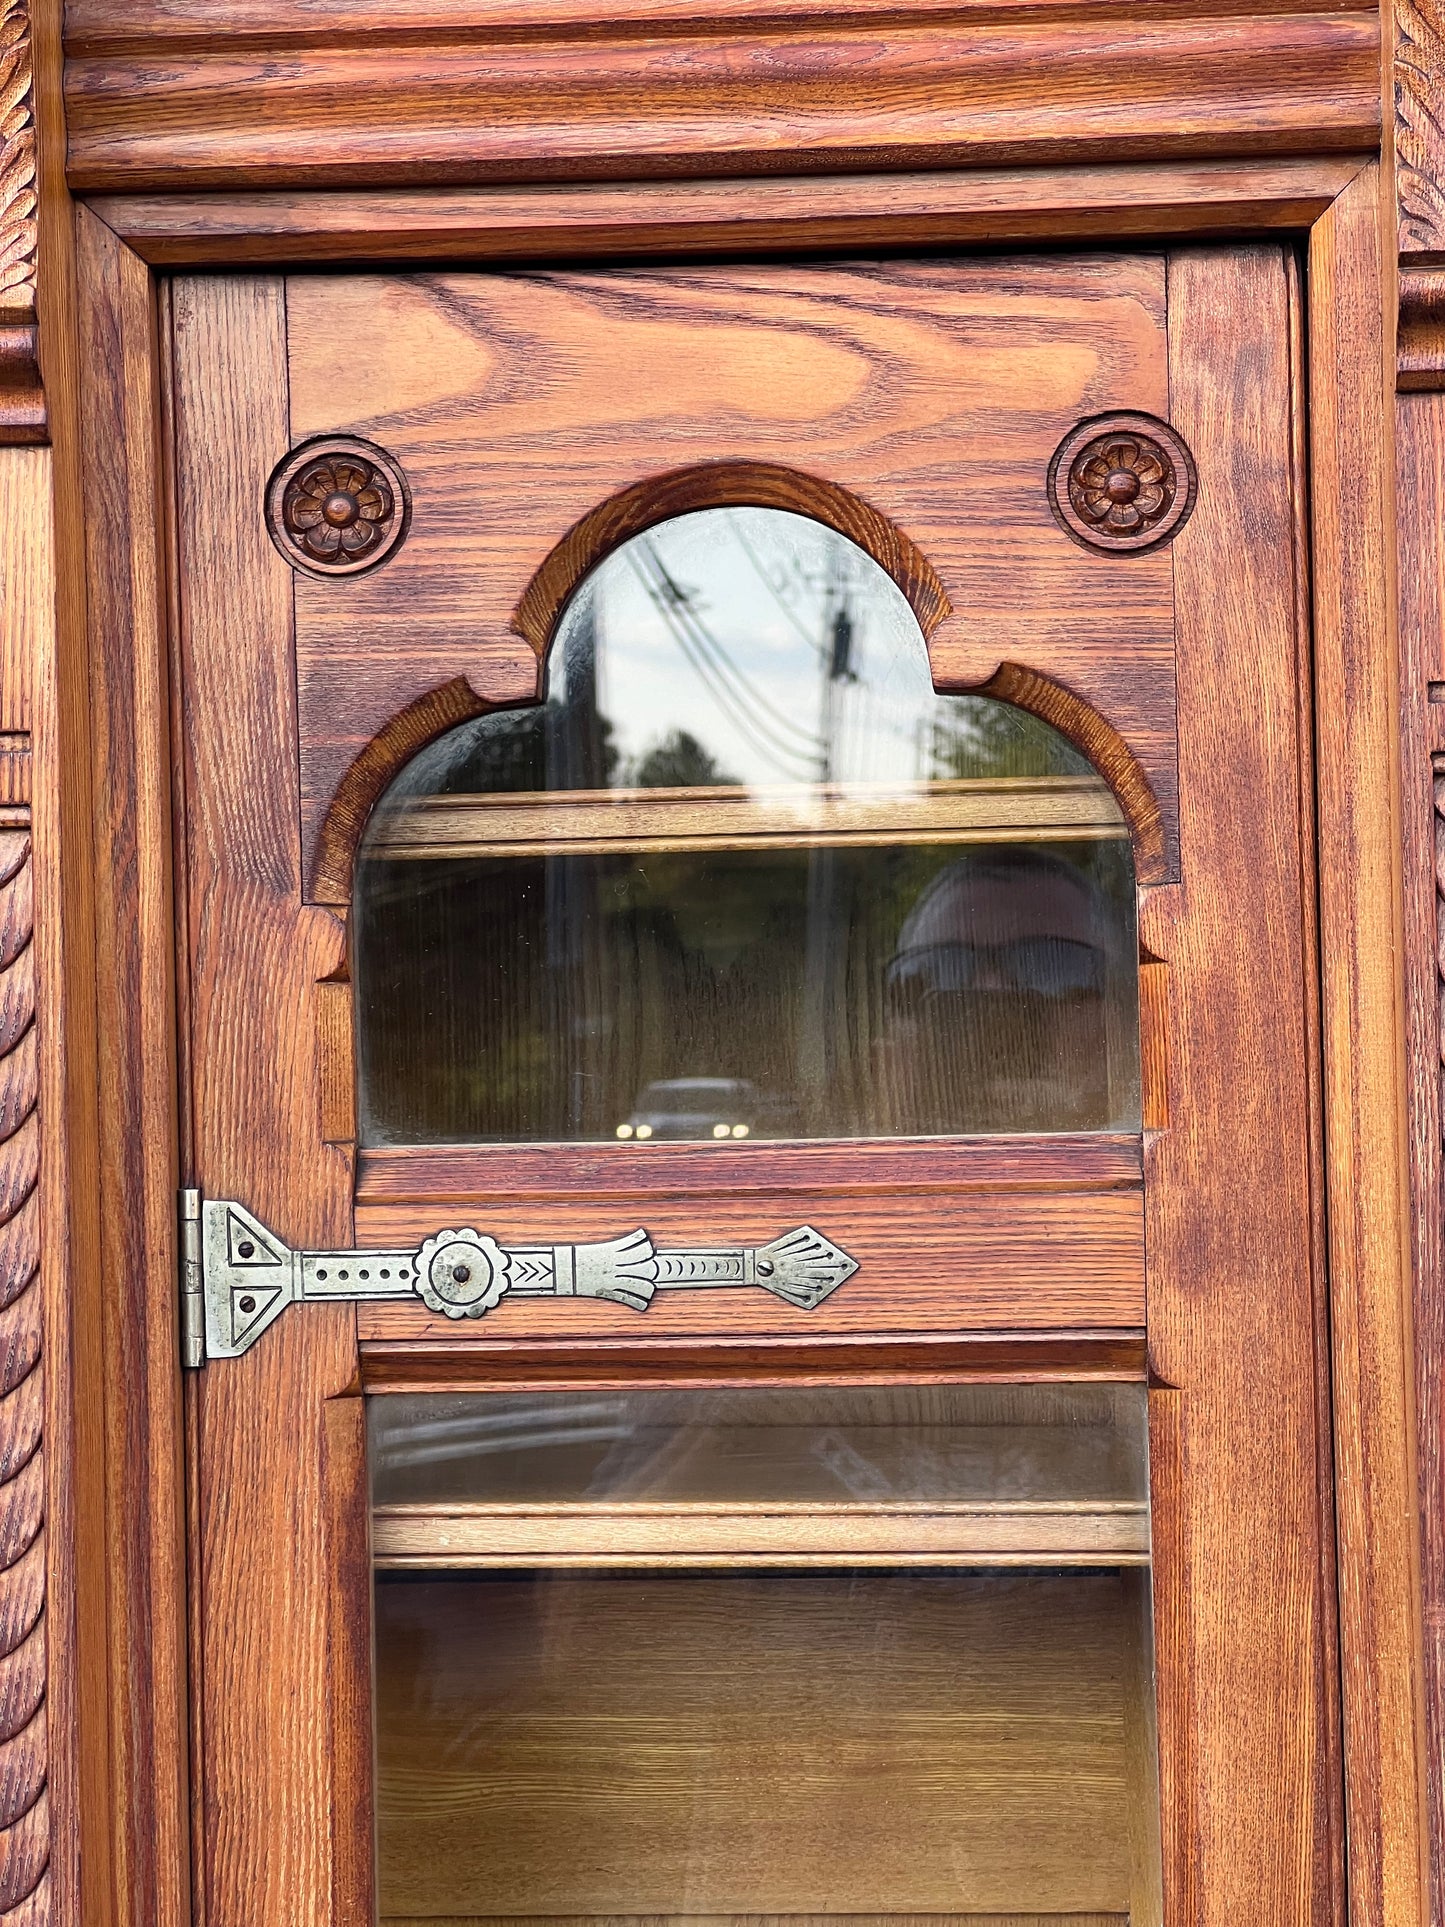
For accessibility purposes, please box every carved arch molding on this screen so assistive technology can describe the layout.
[310,460,1168,905]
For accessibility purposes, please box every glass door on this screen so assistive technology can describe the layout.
[168,247,1333,1927]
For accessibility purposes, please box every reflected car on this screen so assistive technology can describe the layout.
[616,1078,786,1142]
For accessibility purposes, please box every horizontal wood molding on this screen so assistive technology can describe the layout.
[356,1133,1143,1203]
[357,1327,1148,1393]
[64,9,1380,196]
[364,776,1125,863]
[86,158,1369,269]
[371,1497,1153,1567]
[61,0,1380,47]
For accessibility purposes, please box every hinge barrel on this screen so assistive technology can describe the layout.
[179,1187,205,1370]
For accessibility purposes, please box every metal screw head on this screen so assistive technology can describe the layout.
[238,1294,256,1315]
[414,1230,510,1319]
[237,1240,255,1259]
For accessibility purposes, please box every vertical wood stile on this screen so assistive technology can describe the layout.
[1310,163,1430,1927]
[1396,382,1445,1927]
[169,273,370,1927]
[72,207,192,1927]
[1151,244,1334,1927]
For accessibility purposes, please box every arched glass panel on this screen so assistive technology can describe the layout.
[356,507,1139,1145]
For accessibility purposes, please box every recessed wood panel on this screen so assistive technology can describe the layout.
[282,258,1177,896]
[353,1136,1145,1344]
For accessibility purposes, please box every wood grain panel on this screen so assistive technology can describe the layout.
[0,456,49,735]
[367,775,1124,860]
[354,1191,1143,1344]
[170,277,370,1927]
[354,1136,1144,1344]
[357,1133,1141,1201]
[88,158,1368,271]
[62,0,1378,45]
[63,11,1379,195]
[371,1498,1151,1566]
[1141,247,1332,1926]
[1309,172,1430,1927]
[374,1572,1156,1920]
[73,209,190,1927]
[285,258,1177,896]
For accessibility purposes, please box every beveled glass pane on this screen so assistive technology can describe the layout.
[355,508,1139,1145]
[369,1383,1162,1926]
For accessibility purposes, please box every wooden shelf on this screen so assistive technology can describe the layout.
[364,775,1126,861]
[371,1498,1150,1568]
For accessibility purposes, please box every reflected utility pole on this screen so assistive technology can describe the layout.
[800,548,855,1130]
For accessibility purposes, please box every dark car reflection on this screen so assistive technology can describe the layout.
[616,1076,800,1142]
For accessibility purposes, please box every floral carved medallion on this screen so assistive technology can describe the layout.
[1047,412,1197,554]
[265,436,410,576]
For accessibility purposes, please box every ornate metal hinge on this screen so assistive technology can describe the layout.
[180,1192,860,1366]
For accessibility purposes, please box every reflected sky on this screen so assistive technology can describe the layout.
[556,506,943,788]
[383,507,1089,804]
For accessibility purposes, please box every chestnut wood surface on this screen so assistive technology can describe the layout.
[370,1498,1152,1566]
[284,257,1177,901]
[1137,245,1332,1926]
[63,5,1379,195]
[1309,169,1430,1927]
[170,275,373,1927]
[354,1137,1145,1344]
[356,1328,1149,1393]
[87,157,1368,270]
[70,208,193,1927]
[1396,386,1445,1919]
[356,1134,1141,1199]
[366,776,1125,861]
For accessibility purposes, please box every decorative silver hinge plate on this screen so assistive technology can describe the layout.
[182,1193,860,1366]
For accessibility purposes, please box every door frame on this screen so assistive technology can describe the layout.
[38,152,1421,1927]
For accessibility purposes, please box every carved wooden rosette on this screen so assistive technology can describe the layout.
[0,814,46,1922]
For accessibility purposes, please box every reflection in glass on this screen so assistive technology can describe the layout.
[355,507,1139,1145]
[369,1383,1162,1926]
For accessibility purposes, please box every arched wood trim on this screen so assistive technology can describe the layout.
[310,676,492,905]
[510,461,953,655]
[977,662,1170,885]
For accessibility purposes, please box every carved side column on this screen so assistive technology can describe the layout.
[0,786,46,1923]
[0,0,53,1917]
[0,0,39,442]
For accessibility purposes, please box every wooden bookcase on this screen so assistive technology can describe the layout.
[0,7,1437,1927]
